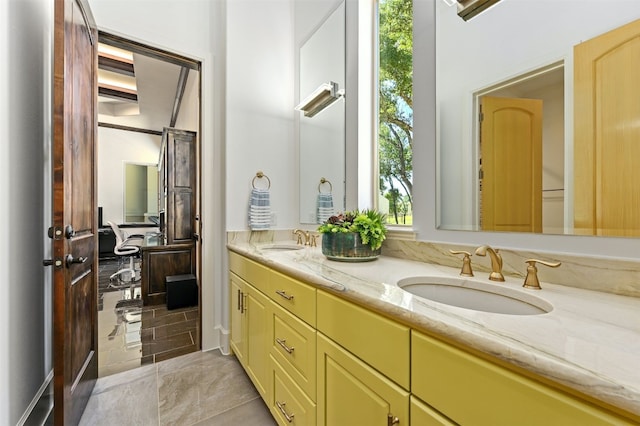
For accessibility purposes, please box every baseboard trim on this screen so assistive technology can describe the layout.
[18,369,53,426]
[218,326,230,355]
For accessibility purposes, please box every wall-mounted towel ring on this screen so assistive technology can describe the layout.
[318,177,332,194]
[252,171,271,190]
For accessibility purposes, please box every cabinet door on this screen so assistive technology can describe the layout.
[411,331,630,425]
[317,333,409,426]
[229,273,245,366]
[410,396,455,426]
[245,283,271,401]
[141,244,194,305]
[163,128,196,244]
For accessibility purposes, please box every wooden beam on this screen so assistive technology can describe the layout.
[170,67,190,127]
[98,122,163,136]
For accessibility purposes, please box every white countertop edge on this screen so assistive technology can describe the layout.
[227,241,640,417]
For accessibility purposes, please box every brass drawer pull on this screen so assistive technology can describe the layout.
[276,401,295,423]
[276,338,295,354]
[387,414,400,426]
[275,290,294,301]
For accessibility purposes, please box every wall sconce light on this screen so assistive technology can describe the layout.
[296,81,344,118]
[456,0,502,21]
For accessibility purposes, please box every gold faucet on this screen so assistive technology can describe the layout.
[293,229,310,246]
[449,250,474,277]
[523,259,561,290]
[474,245,504,281]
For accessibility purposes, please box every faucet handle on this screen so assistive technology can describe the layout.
[449,250,474,277]
[293,229,304,245]
[523,259,561,290]
[310,234,318,247]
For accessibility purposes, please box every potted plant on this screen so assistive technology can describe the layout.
[318,209,388,261]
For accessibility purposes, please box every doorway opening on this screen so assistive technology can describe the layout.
[96,32,202,377]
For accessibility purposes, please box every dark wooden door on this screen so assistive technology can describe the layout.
[52,0,98,423]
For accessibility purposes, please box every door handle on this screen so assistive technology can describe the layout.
[65,254,87,267]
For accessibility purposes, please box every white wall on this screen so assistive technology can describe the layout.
[0,0,52,423]
[413,0,640,259]
[97,127,161,225]
[225,0,296,231]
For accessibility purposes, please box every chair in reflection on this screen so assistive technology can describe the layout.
[107,221,144,288]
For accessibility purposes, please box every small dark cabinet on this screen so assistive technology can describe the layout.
[166,274,198,310]
[141,242,195,305]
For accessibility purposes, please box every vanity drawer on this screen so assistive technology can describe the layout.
[270,270,316,326]
[229,252,270,294]
[316,290,410,390]
[411,331,631,426]
[270,302,316,400]
[270,355,316,426]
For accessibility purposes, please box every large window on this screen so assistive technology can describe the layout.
[378,0,413,225]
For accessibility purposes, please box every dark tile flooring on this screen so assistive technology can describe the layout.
[98,258,199,377]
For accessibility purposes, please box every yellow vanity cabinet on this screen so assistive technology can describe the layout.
[229,270,271,401]
[410,396,456,426]
[270,354,316,426]
[317,333,409,426]
[267,267,318,425]
[316,290,410,426]
[411,330,633,426]
[269,301,317,399]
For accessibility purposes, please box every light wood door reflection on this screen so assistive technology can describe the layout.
[480,96,543,232]
[574,18,640,237]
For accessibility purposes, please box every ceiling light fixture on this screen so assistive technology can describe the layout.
[295,81,344,118]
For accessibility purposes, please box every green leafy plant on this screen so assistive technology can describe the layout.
[318,209,388,250]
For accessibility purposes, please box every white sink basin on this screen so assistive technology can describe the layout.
[260,243,304,251]
[397,276,552,315]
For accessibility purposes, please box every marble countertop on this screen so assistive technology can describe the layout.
[227,241,640,418]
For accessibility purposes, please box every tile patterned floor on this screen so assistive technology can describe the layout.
[98,258,198,377]
[80,350,277,426]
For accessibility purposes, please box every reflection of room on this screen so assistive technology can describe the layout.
[436,0,640,236]
[298,2,346,224]
[475,64,565,234]
[96,36,201,377]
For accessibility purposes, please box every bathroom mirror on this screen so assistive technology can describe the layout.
[298,1,346,224]
[123,162,158,223]
[436,0,640,237]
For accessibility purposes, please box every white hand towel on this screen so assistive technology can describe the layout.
[317,192,334,224]
[249,188,271,230]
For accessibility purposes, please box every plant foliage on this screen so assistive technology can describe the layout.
[318,209,388,250]
[379,0,413,225]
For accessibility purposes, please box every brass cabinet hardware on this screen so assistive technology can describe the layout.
[242,293,247,314]
[237,289,241,311]
[276,338,295,354]
[449,250,474,277]
[276,401,295,423]
[474,245,505,281]
[523,259,561,290]
[387,414,400,426]
[275,290,295,301]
